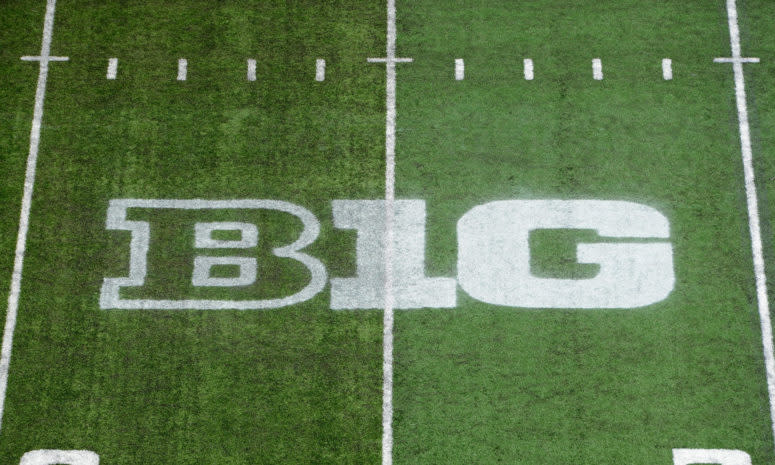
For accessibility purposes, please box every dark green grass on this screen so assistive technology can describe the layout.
[0,0,387,463]
[394,0,775,464]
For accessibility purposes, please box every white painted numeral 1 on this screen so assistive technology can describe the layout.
[672,449,752,465]
[20,450,99,465]
[330,200,456,309]
[457,200,674,308]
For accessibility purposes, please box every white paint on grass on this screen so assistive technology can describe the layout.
[99,199,326,309]
[714,57,760,63]
[106,58,118,79]
[716,0,775,452]
[592,58,603,80]
[1,0,64,436]
[315,59,325,81]
[454,58,464,80]
[192,256,257,287]
[247,58,256,81]
[662,58,672,80]
[20,450,99,465]
[672,449,751,465]
[194,222,258,249]
[457,200,674,308]
[367,0,414,462]
[20,56,68,62]
[177,58,187,81]
[330,200,456,309]
[523,58,534,80]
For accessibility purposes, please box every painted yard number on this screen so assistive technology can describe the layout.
[15,448,754,464]
[100,198,674,310]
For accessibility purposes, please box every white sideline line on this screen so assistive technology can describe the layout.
[718,0,775,452]
[454,58,464,80]
[1,0,62,434]
[106,58,117,80]
[592,58,603,80]
[247,59,256,82]
[523,58,534,80]
[177,58,187,81]
[315,59,325,82]
[662,58,672,80]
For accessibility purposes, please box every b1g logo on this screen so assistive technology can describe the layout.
[100,198,674,310]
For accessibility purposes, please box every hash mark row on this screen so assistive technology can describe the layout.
[99,57,675,81]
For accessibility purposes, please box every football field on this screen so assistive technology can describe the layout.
[2,0,775,463]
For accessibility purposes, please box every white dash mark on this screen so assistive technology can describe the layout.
[316,59,325,82]
[177,58,187,81]
[717,0,775,454]
[106,58,118,80]
[592,58,603,80]
[1,0,63,435]
[455,58,464,80]
[523,58,534,80]
[662,58,672,80]
[247,59,256,82]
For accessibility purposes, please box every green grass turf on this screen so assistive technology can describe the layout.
[1,0,775,464]
[0,0,387,463]
[0,1,46,343]
[393,0,775,463]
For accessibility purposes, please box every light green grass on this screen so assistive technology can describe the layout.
[394,0,775,464]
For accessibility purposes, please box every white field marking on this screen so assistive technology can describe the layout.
[192,256,257,287]
[247,59,256,81]
[672,449,751,465]
[714,57,760,63]
[523,58,534,80]
[1,0,64,435]
[367,0,414,462]
[592,58,603,80]
[315,59,325,81]
[454,58,464,80]
[20,56,67,61]
[662,58,672,80]
[194,222,258,249]
[106,58,118,79]
[717,0,775,452]
[99,199,326,309]
[457,200,674,308]
[177,58,187,81]
[20,450,99,465]
[330,200,456,309]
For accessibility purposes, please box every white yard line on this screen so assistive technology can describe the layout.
[106,58,118,80]
[454,58,464,80]
[247,59,256,82]
[717,0,775,451]
[662,58,672,80]
[523,58,534,81]
[315,59,325,82]
[592,58,603,80]
[382,0,397,461]
[367,0,413,463]
[1,0,63,434]
[177,58,187,81]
